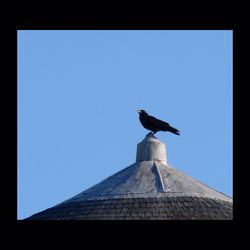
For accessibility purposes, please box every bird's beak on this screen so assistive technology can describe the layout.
[137,110,141,113]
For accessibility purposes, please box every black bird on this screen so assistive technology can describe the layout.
[137,110,180,136]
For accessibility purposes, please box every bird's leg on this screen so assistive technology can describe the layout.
[146,131,154,136]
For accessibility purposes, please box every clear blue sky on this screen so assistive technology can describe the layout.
[18,30,232,219]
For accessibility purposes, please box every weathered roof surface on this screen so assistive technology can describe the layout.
[25,134,232,220]
[58,135,231,205]
[26,197,233,220]
[58,161,231,206]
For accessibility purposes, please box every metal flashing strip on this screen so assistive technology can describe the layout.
[154,161,166,192]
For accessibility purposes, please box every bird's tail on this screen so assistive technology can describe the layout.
[168,126,180,135]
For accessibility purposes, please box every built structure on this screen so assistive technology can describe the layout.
[26,134,232,220]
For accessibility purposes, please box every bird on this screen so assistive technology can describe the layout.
[137,110,180,136]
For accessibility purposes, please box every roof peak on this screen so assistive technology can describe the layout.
[136,134,167,163]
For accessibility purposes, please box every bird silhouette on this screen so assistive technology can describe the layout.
[137,110,180,136]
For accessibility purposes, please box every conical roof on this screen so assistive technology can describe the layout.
[25,134,232,220]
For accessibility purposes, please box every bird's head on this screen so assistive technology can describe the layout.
[137,110,148,115]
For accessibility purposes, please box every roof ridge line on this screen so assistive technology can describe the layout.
[154,161,166,192]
